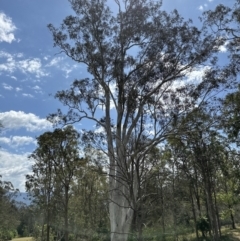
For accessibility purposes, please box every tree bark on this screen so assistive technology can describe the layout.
[213,185,221,236]
[109,158,134,241]
[203,170,220,241]
[64,185,69,241]
[230,209,236,229]
[109,189,134,241]
[190,186,199,240]
[161,183,166,239]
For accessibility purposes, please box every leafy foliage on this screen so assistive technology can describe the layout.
[0,176,19,241]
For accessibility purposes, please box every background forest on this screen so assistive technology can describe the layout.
[1,0,240,241]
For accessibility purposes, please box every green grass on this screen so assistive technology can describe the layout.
[187,227,240,241]
[221,228,240,241]
[134,226,240,241]
[11,227,240,241]
[12,237,33,241]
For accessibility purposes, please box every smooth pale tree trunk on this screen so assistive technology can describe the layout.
[109,154,138,241]
[108,113,138,241]
[109,190,134,241]
[160,183,166,240]
[213,186,221,236]
[64,186,69,241]
[172,163,178,241]
[203,171,220,241]
[109,161,134,241]
[46,194,51,241]
[193,163,202,218]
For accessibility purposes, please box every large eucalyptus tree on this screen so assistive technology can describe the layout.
[48,0,226,240]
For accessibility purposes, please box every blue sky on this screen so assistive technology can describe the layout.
[0,0,230,191]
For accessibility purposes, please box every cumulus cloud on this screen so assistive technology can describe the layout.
[94,125,105,134]
[0,136,36,147]
[219,43,228,53]
[2,83,13,90]
[19,58,47,78]
[199,0,212,11]
[22,93,34,98]
[10,75,17,80]
[46,56,63,67]
[46,56,79,78]
[43,55,50,61]
[0,137,11,145]
[0,150,32,191]
[170,66,210,91]
[32,85,41,90]
[31,85,43,94]
[0,12,17,43]
[16,87,22,92]
[0,51,48,78]
[0,110,52,132]
[186,66,210,83]
[12,136,36,146]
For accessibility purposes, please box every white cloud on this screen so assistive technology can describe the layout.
[22,93,34,98]
[170,66,210,90]
[62,64,79,78]
[186,66,210,83]
[0,149,32,191]
[0,51,12,59]
[10,75,17,80]
[0,51,48,78]
[46,56,79,78]
[0,110,52,132]
[12,136,36,146]
[94,125,105,134]
[219,43,228,53]
[19,58,47,78]
[199,1,212,11]
[16,87,22,92]
[15,53,23,58]
[0,137,11,145]
[32,85,43,94]
[0,136,36,147]
[2,83,13,90]
[0,12,16,43]
[32,85,41,90]
[46,56,63,67]
[43,55,50,61]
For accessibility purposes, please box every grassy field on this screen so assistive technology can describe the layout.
[10,228,240,241]
[12,237,33,241]
[188,228,240,241]
[222,228,240,241]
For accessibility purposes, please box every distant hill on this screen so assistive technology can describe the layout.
[12,192,32,206]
